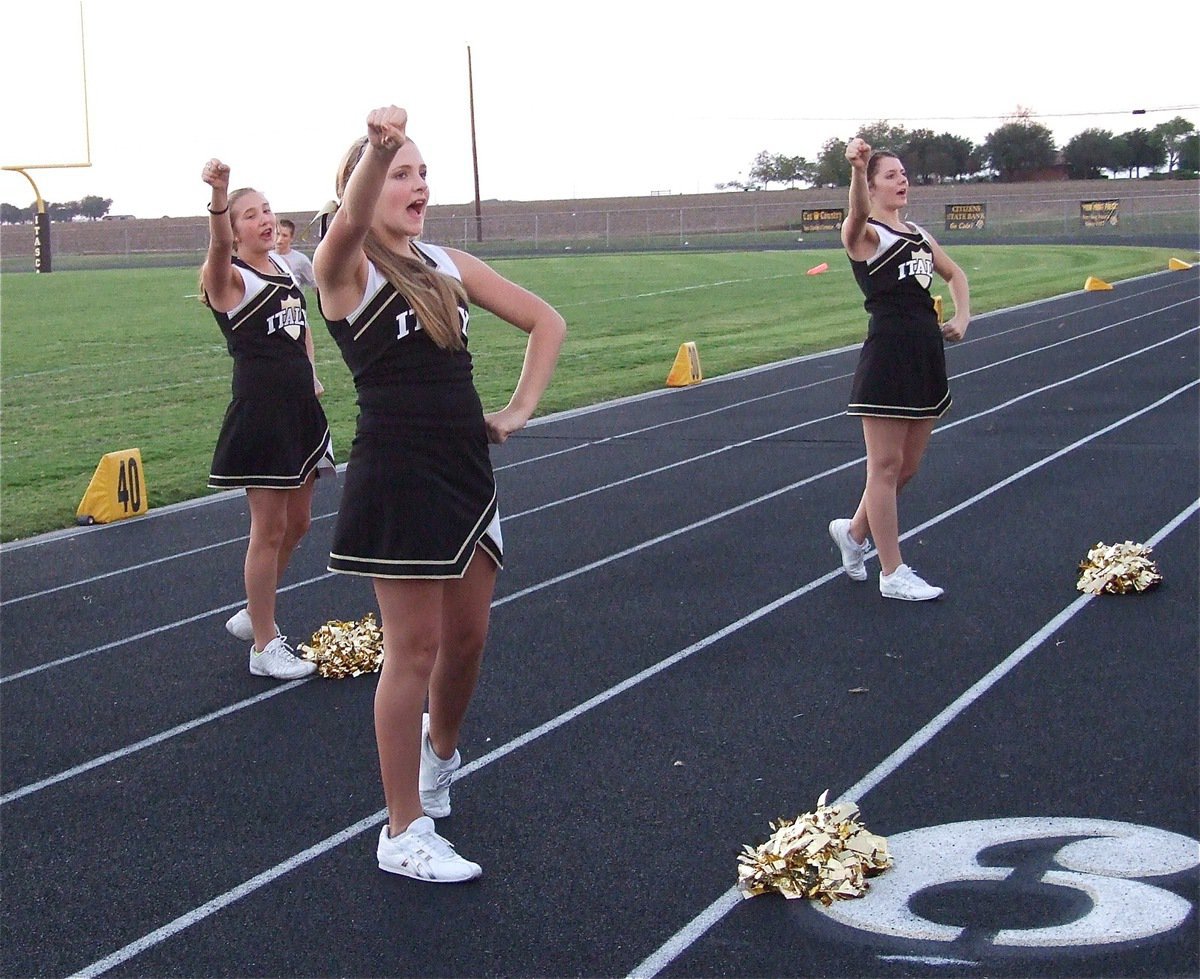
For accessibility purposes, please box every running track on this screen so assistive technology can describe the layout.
[2,268,1197,978]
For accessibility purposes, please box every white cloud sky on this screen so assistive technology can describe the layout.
[2,0,1196,218]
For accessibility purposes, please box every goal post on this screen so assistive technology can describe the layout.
[1,1,92,273]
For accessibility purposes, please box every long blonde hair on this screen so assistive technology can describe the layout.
[335,137,467,351]
[197,187,259,307]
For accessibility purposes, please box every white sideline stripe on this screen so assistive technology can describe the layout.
[549,272,799,307]
[5,292,1191,610]
[627,497,1199,979]
[65,389,1198,979]
[4,324,1195,687]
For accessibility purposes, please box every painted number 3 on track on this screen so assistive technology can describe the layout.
[816,817,1199,949]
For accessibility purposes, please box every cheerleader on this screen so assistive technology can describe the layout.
[828,137,970,601]
[200,159,333,677]
[314,106,564,882]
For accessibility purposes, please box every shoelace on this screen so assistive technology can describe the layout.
[267,637,302,659]
[413,827,461,862]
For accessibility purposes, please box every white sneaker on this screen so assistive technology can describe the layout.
[828,519,869,581]
[225,608,279,642]
[376,816,481,882]
[879,564,944,601]
[248,635,317,679]
[419,713,461,818]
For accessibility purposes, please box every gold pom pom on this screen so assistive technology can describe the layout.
[1077,541,1163,595]
[736,790,892,903]
[298,614,384,678]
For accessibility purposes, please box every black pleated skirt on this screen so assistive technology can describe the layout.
[208,395,335,490]
[847,327,951,420]
[328,419,502,579]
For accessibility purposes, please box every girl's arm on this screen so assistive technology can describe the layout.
[314,106,407,320]
[929,233,971,341]
[304,325,324,396]
[840,137,878,262]
[199,159,245,312]
[449,248,566,444]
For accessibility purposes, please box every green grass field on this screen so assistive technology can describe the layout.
[1,244,1192,542]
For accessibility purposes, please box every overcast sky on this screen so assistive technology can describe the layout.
[2,0,1197,219]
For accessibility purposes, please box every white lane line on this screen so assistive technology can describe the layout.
[0,576,330,683]
[4,327,1194,687]
[507,312,1196,522]
[626,496,1199,979]
[0,681,307,805]
[457,293,1198,477]
[64,395,1198,978]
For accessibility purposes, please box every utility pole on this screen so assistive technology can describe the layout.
[468,45,483,243]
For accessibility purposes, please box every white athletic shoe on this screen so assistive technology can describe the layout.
[226,609,255,641]
[879,564,944,601]
[828,519,869,581]
[376,816,481,882]
[226,608,281,642]
[248,635,316,679]
[419,713,461,819]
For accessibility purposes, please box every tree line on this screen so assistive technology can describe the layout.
[719,113,1199,190]
[1,195,115,224]
[3,113,1197,219]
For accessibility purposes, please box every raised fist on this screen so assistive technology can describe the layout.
[366,106,408,153]
[202,158,231,189]
[845,137,872,170]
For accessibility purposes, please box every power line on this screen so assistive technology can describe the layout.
[720,106,1199,124]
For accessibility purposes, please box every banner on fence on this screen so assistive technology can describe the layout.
[944,203,986,231]
[34,211,52,273]
[1081,199,1120,228]
[801,208,844,233]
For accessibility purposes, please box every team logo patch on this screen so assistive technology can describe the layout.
[904,248,934,290]
[279,296,303,340]
[265,295,306,340]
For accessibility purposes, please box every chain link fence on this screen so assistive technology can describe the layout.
[3,182,1196,272]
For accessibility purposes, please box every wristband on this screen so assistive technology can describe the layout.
[207,203,230,215]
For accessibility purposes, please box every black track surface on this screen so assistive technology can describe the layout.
[2,269,1197,979]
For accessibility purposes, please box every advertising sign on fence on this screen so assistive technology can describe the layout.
[944,203,986,231]
[801,208,844,233]
[1081,199,1120,227]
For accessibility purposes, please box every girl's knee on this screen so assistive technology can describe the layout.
[897,465,920,490]
[867,456,903,484]
[249,519,287,551]
[384,634,441,678]
[285,511,312,547]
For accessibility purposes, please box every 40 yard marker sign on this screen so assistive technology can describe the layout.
[76,448,147,525]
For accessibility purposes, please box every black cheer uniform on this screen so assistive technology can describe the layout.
[323,244,503,579]
[207,256,335,489]
[846,219,951,420]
